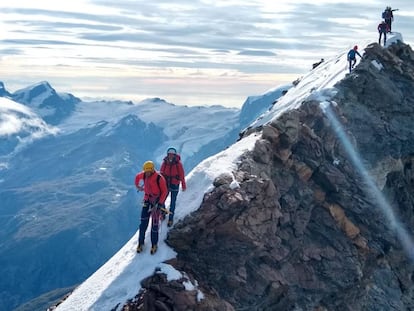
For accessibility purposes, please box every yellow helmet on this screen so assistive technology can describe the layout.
[142,161,155,172]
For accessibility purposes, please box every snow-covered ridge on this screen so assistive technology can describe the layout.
[250,32,403,129]
[12,81,55,104]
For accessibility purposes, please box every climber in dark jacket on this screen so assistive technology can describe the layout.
[382,6,394,32]
[378,21,390,46]
[347,45,362,73]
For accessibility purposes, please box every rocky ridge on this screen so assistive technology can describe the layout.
[121,42,414,310]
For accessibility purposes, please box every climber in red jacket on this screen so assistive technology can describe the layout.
[135,160,168,254]
[160,147,186,227]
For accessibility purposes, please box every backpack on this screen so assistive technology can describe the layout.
[162,154,182,184]
[348,49,356,59]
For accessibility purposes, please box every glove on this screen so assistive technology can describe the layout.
[156,203,165,210]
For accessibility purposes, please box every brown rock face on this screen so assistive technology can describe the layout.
[123,42,414,311]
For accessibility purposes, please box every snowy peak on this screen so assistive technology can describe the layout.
[106,114,166,146]
[0,81,11,97]
[145,97,171,105]
[239,83,292,129]
[12,81,55,104]
[11,81,81,125]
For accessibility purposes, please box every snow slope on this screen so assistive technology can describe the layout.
[55,133,259,311]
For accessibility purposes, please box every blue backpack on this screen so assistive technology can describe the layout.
[382,10,391,19]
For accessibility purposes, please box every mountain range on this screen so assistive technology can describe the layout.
[0,77,290,310]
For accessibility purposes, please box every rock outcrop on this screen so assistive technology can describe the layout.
[122,42,414,310]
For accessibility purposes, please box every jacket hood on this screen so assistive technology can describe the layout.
[163,154,181,162]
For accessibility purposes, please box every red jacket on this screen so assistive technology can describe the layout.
[378,22,389,33]
[160,154,186,190]
[134,171,168,204]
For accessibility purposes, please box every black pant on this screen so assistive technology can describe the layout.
[385,18,392,32]
[379,32,387,46]
[348,58,356,73]
[138,201,161,246]
[167,184,179,222]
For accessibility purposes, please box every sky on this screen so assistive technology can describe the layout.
[1,1,413,108]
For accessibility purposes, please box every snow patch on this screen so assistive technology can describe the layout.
[230,179,240,189]
[371,60,384,71]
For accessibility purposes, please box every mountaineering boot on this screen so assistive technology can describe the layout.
[136,243,144,253]
[150,244,158,255]
[167,220,173,227]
